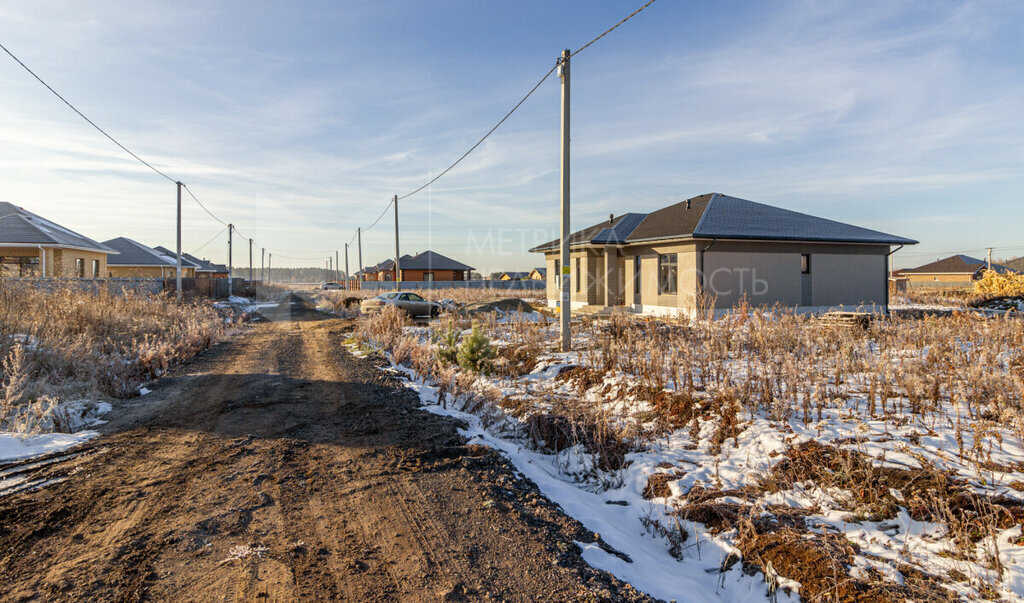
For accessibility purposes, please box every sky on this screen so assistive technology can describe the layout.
[0,0,1022,273]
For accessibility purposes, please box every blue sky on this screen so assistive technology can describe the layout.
[1,1,1022,272]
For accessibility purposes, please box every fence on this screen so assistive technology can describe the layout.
[3,277,165,296]
[357,280,546,292]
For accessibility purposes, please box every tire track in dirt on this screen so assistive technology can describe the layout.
[0,297,651,602]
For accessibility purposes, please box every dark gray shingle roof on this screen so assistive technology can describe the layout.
[371,251,474,272]
[0,202,116,253]
[530,193,917,252]
[103,237,178,266]
[152,246,201,269]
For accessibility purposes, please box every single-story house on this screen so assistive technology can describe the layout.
[369,251,474,282]
[153,246,227,278]
[529,193,917,316]
[103,237,196,278]
[0,202,116,277]
[528,267,547,280]
[1004,257,1024,273]
[901,255,1015,289]
[499,271,531,281]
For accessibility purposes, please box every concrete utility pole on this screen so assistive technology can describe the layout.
[268,253,272,284]
[261,247,265,283]
[336,250,340,283]
[329,256,333,281]
[558,49,571,352]
[357,227,363,285]
[228,224,234,297]
[987,247,993,271]
[393,194,400,290]
[248,238,253,284]
[344,243,350,290]
[175,181,183,302]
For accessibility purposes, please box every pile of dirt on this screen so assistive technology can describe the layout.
[972,295,1024,312]
[461,298,538,316]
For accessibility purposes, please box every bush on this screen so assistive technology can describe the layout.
[974,270,1024,297]
[456,323,495,374]
[435,326,461,366]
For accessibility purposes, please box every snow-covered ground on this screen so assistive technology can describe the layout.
[351,312,1024,601]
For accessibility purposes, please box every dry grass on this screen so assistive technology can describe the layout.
[0,281,228,432]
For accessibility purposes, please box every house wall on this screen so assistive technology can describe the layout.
[620,242,698,311]
[108,265,193,278]
[701,241,888,309]
[400,269,466,281]
[904,273,974,289]
[0,246,107,278]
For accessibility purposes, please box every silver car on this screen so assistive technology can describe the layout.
[360,291,440,317]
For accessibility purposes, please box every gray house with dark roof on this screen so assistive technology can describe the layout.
[529,193,917,315]
[0,202,116,277]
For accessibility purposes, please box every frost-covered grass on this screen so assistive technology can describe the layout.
[355,304,1024,601]
[0,282,228,439]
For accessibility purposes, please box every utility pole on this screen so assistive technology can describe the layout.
[268,253,272,284]
[988,247,993,271]
[344,243,350,290]
[329,256,333,281]
[336,250,340,283]
[261,247,265,283]
[228,224,234,297]
[175,181,183,302]
[393,194,400,290]
[248,238,253,285]
[558,49,571,352]
[357,227,363,286]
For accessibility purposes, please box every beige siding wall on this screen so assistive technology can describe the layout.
[702,241,888,309]
[0,246,107,278]
[620,242,698,310]
[107,265,193,278]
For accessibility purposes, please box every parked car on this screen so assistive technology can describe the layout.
[360,291,440,317]
[319,282,344,290]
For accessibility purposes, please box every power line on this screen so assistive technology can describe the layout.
[396,64,559,202]
[190,225,228,255]
[0,41,176,183]
[571,0,657,58]
[182,184,228,226]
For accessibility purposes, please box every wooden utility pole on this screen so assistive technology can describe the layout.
[558,49,571,352]
[228,224,234,297]
[393,195,400,290]
[175,181,183,302]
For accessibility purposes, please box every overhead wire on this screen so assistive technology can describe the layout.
[189,225,228,255]
[0,41,176,183]
[570,0,656,57]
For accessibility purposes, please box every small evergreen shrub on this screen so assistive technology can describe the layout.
[457,323,495,375]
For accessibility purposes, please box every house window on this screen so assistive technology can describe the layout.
[0,256,40,277]
[554,260,560,289]
[634,256,641,295]
[658,254,677,294]
[801,254,811,274]
[424,272,434,281]
[75,258,85,277]
[575,257,581,292]
[91,259,100,277]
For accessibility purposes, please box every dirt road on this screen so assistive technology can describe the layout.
[0,296,649,602]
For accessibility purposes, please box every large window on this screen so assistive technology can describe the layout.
[658,254,677,295]
[92,259,100,277]
[554,260,560,289]
[0,256,40,277]
[575,257,581,292]
[75,258,85,277]
[423,272,434,282]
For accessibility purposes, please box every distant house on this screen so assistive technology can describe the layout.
[902,255,1015,289]
[369,251,475,282]
[1003,257,1024,274]
[104,238,196,278]
[153,246,227,278]
[499,271,530,281]
[528,267,546,280]
[0,202,116,277]
[530,193,916,315]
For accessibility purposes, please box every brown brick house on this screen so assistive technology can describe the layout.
[0,202,115,277]
[103,237,196,278]
[367,251,474,282]
[902,255,1015,289]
